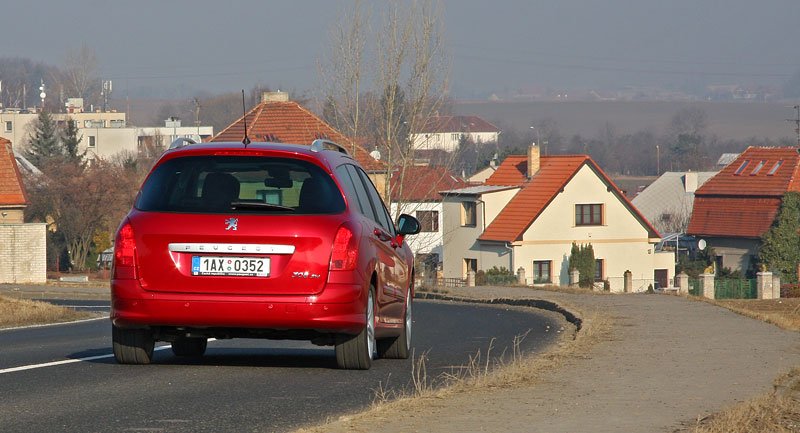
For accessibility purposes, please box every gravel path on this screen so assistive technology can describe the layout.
[305,287,799,433]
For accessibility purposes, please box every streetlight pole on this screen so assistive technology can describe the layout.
[656,144,660,175]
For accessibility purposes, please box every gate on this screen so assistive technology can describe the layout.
[714,278,757,299]
[688,278,701,296]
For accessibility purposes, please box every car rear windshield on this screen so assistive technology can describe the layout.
[136,155,345,214]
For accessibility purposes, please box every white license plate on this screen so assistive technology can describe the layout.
[191,256,270,277]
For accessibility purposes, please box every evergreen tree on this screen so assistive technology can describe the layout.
[759,192,800,283]
[24,111,62,167]
[568,242,596,288]
[60,117,83,164]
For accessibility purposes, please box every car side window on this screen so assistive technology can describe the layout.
[354,166,395,236]
[344,165,377,222]
[335,165,366,215]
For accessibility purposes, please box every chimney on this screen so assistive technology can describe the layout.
[261,91,289,104]
[527,143,540,178]
[683,172,698,193]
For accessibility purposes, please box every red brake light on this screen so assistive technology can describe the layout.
[113,220,138,280]
[330,224,358,271]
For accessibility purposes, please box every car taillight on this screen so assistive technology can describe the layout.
[113,220,137,280]
[330,224,358,271]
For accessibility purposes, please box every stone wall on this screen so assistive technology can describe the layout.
[0,223,46,284]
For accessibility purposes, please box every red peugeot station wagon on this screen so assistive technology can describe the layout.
[111,138,420,370]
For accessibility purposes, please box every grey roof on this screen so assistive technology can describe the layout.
[631,171,717,233]
[439,184,518,195]
[717,153,740,167]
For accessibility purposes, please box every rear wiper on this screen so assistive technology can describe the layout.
[230,201,294,211]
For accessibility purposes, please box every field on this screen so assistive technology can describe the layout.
[454,100,796,142]
[0,296,92,328]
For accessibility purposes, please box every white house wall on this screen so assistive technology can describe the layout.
[514,165,672,292]
[411,131,499,152]
[390,201,444,256]
[441,188,518,279]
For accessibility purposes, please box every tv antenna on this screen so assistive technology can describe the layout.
[787,105,800,147]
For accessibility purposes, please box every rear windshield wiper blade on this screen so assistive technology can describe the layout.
[230,201,295,211]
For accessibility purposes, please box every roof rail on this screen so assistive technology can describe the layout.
[168,137,198,150]
[310,139,349,155]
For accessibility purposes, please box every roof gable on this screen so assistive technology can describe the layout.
[0,138,28,207]
[480,155,658,242]
[212,100,383,171]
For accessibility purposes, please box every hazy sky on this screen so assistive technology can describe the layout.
[4,0,800,99]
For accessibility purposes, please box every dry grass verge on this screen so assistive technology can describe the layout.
[295,305,612,433]
[711,298,800,332]
[0,295,92,328]
[688,368,800,433]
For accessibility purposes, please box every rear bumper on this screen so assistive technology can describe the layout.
[111,279,367,335]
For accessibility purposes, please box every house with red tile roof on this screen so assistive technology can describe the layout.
[410,115,500,152]
[212,91,386,196]
[0,137,46,283]
[387,165,467,277]
[687,146,800,273]
[0,137,27,223]
[440,144,674,292]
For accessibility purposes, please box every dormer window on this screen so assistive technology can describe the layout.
[750,160,765,175]
[768,160,783,175]
[734,160,750,175]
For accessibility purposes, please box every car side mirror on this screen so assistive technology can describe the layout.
[396,213,421,236]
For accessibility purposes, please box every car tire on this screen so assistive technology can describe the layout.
[172,337,207,357]
[335,287,375,370]
[377,292,412,359]
[112,325,155,365]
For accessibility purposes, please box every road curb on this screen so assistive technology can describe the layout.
[416,291,583,332]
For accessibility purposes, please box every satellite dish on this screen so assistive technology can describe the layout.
[697,239,707,250]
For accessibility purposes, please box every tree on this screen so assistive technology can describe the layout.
[60,117,84,164]
[24,160,137,272]
[24,111,62,167]
[63,44,99,103]
[320,0,450,216]
[568,242,596,288]
[666,107,709,171]
[759,192,800,283]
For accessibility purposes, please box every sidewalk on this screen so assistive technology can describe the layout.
[303,286,800,433]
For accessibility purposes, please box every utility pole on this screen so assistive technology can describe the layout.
[193,97,201,136]
[787,105,800,147]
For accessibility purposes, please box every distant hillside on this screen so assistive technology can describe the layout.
[454,100,795,142]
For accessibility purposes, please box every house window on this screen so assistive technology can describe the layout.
[750,160,765,175]
[416,210,439,232]
[595,259,604,282]
[451,133,460,141]
[88,136,96,147]
[533,261,551,284]
[463,258,477,278]
[768,160,783,175]
[461,201,476,227]
[734,160,750,175]
[4,121,11,132]
[575,204,603,226]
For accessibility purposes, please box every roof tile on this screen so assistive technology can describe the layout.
[0,138,27,207]
[688,146,800,238]
[212,101,384,171]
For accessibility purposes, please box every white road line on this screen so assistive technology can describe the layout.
[0,345,173,375]
[0,338,217,375]
[0,316,108,332]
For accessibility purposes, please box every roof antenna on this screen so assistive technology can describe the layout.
[241,89,251,147]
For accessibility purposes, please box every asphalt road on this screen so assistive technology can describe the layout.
[0,300,566,433]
